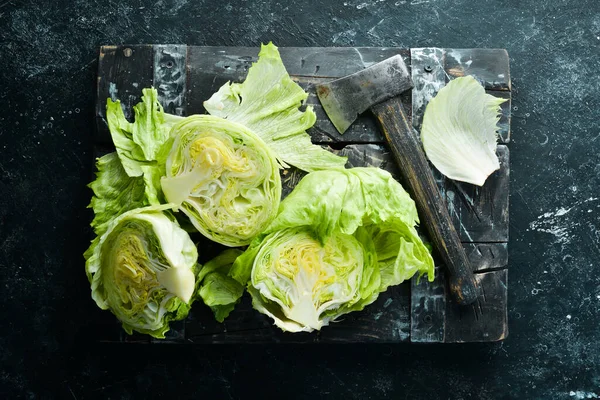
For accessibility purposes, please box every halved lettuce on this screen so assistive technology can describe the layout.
[84,205,197,338]
[421,76,507,186]
[160,115,282,247]
[230,167,434,332]
[204,42,347,172]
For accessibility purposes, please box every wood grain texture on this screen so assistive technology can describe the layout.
[491,90,512,143]
[410,266,446,343]
[445,269,508,342]
[444,48,511,91]
[443,146,510,243]
[410,47,445,131]
[96,45,154,144]
[154,45,187,116]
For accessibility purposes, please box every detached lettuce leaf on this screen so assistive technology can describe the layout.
[88,152,147,236]
[106,87,183,177]
[231,167,434,332]
[204,42,347,172]
[196,249,245,322]
[84,205,198,338]
[421,76,507,186]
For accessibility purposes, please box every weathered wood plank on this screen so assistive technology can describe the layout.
[489,90,511,143]
[184,46,410,79]
[445,48,511,91]
[319,284,411,343]
[185,284,411,343]
[411,47,445,131]
[95,45,154,144]
[445,269,508,342]
[154,45,187,116]
[443,146,510,243]
[464,242,508,272]
[410,266,446,343]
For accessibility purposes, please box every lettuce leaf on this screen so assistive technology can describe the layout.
[204,42,347,172]
[106,88,183,177]
[421,76,507,186]
[195,249,245,322]
[230,167,434,332]
[88,152,148,236]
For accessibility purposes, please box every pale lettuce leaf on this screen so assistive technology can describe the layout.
[421,75,507,186]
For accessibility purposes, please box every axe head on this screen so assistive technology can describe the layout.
[316,55,412,134]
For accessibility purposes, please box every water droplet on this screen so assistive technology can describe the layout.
[68,111,72,114]
[37,96,42,100]
[75,108,80,113]
[47,122,53,128]
[37,109,41,113]
[513,106,518,111]
[41,101,44,104]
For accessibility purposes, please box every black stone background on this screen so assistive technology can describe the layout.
[1,0,599,399]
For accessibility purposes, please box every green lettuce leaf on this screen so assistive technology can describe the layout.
[196,249,245,322]
[106,87,183,177]
[421,75,507,186]
[231,167,434,332]
[204,42,347,172]
[84,204,198,338]
[88,152,148,236]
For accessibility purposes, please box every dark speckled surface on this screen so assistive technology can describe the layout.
[1,0,599,398]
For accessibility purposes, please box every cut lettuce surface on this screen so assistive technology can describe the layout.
[204,42,347,172]
[421,76,507,186]
[230,167,434,332]
[84,205,198,338]
[160,115,282,247]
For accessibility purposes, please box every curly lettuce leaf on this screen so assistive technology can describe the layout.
[106,87,183,177]
[88,152,147,236]
[204,42,346,172]
[421,76,507,186]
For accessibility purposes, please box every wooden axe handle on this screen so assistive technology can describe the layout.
[371,96,479,305]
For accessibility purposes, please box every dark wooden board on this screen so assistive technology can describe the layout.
[93,45,511,343]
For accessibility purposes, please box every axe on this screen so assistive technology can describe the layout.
[317,55,479,305]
